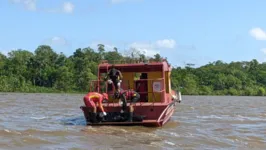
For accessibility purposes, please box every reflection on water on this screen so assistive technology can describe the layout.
[0,93,266,150]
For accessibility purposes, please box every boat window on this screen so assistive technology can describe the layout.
[134,73,141,80]
[140,73,147,79]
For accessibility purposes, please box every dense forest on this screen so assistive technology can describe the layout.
[0,44,265,96]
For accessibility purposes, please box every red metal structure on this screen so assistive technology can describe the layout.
[80,59,182,127]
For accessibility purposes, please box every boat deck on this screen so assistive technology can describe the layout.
[102,102,170,107]
[87,119,161,127]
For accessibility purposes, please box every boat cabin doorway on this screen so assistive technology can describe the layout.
[135,73,148,102]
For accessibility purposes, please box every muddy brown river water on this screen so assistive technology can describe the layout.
[0,93,266,150]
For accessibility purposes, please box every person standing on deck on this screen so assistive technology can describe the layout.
[83,92,109,123]
[104,65,123,92]
[116,89,140,122]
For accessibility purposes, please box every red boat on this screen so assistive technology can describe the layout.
[80,59,182,127]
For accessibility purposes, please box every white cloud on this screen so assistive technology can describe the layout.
[129,42,153,50]
[110,0,143,4]
[0,49,9,56]
[128,42,159,57]
[51,36,68,45]
[249,27,266,40]
[0,48,18,57]
[260,48,266,54]
[23,0,36,11]
[42,36,69,46]
[88,38,176,57]
[127,39,176,57]
[141,49,159,57]
[45,2,75,14]
[155,39,176,49]
[62,2,74,14]
[104,44,117,51]
[9,0,36,11]
[9,0,74,14]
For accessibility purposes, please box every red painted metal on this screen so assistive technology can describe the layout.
[80,59,180,127]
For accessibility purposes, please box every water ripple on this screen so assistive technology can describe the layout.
[0,93,266,149]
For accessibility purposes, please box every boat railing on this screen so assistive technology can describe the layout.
[88,80,131,93]
[89,78,165,93]
[88,78,166,106]
[100,59,167,65]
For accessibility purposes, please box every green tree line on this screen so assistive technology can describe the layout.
[0,44,265,96]
[171,59,266,96]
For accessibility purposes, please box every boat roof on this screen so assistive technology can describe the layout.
[98,59,172,73]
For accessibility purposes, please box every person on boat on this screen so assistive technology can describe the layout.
[83,92,109,123]
[115,89,140,122]
[104,65,123,92]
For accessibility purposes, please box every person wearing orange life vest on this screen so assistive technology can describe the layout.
[115,89,140,122]
[83,92,109,123]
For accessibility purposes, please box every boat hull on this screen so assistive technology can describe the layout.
[80,100,177,127]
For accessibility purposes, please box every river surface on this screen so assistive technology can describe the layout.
[0,93,266,150]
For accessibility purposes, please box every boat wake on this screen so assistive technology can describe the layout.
[60,116,87,126]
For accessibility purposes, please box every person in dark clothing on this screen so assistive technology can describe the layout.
[104,65,123,92]
[116,89,140,122]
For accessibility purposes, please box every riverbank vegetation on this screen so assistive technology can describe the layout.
[0,44,265,96]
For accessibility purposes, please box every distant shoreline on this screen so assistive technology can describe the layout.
[1,45,265,97]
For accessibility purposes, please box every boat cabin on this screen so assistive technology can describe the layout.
[89,59,173,104]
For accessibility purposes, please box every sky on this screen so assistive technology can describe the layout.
[1,0,266,68]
